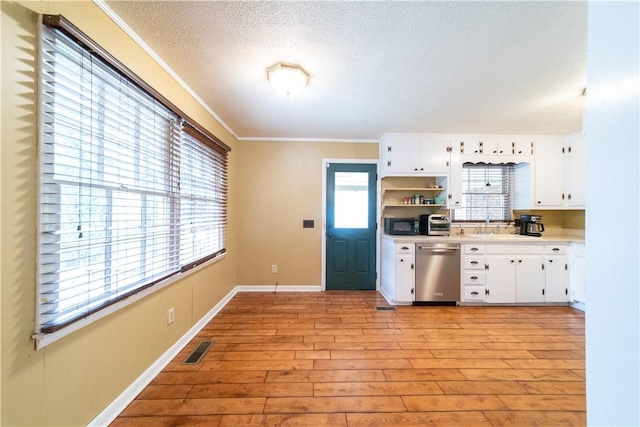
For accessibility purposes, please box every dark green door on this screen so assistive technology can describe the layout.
[326,163,377,290]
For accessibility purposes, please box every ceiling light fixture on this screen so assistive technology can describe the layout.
[266,62,309,97]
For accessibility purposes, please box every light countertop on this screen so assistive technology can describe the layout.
[381,233,585,245]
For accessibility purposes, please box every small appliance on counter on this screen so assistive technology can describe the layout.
[520,214,545,236]
[384,217,419,235]
[419,214,451,236]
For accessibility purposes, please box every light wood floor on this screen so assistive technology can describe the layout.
[112,291,586,426]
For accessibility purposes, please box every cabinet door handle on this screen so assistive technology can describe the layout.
[411,264,414,270]
[510,259,515,264]
[518,259,522,263]
[549,259,553,263]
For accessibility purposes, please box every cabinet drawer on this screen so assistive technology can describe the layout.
[464,286,486,301]
[464,245,485,255]
[464,271,486,285]
[486,244,544,255]
[546,245,568,255]
[464,256,485,270]
[396,244,414,254]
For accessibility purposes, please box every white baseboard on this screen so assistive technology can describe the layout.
[237,285,323,292]
[89,287,238,426]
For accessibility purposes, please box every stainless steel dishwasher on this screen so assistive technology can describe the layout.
[415,243,461,305]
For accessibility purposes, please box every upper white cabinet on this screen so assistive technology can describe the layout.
[456,137,534,159]
[380,134,450,177]
[532,137,566,208]
[447,142,463,209]
[564,133,586,208]
[514,133,586,210]
[380,132,584,212]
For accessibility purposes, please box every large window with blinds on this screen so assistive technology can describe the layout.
[452,164,514,222]
[37,16,228,340]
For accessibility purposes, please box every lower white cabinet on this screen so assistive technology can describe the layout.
[545,245,571,302]
[486,254,546,303]
[462,244,486,302]
[571,243,586,305]
[486,245,545,303]
[462,243,572,304]
[380,238,415,304]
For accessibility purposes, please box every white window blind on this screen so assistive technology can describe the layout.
[37,19,228,335]
[452,164,514,222]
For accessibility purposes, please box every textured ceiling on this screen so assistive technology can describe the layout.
[103,1,587,141]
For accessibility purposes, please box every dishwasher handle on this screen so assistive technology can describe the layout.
[417,244,460,252]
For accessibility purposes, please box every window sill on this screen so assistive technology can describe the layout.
[33,253,226,350]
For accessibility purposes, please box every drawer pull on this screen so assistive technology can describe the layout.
[471,291,479,295]
[401,246,409,250]
[470,247,479,252]
[470,261,479,265]
[470,276,478,280]
[552,247,560,251]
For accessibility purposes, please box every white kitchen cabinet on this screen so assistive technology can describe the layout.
[457,137,534,159]
[380,134,450,177]
[461,245,486,302]
[380,238,415,304]
[532,138,566,208]
[459,138,490,155]
[485,245,545,303]
[514,134,585,210]
[485,255,517,303]
[545,245,570,302]
[447,141,463,209]
[571,243,586,306]
[512,139,535,156]
[515,257,546,302]
[564,133,585,208]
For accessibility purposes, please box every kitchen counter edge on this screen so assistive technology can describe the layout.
[380,234,585,244]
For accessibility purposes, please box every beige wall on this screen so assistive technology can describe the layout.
[236,140,378,286]
[1,2,238,425]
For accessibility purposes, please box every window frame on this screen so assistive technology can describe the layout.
[35,15,230,348]
[452,163,515,223]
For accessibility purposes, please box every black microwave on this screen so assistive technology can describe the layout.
[384,217,419,235]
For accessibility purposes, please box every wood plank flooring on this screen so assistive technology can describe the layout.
[111,291,586,426]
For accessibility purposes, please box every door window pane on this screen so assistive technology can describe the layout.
[334,172,368,228]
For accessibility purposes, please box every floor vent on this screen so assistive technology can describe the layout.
[374,306,396,311]
[183,341,213,365]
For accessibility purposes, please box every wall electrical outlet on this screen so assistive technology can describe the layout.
[271,265,278,274]
[167,307,175,325]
